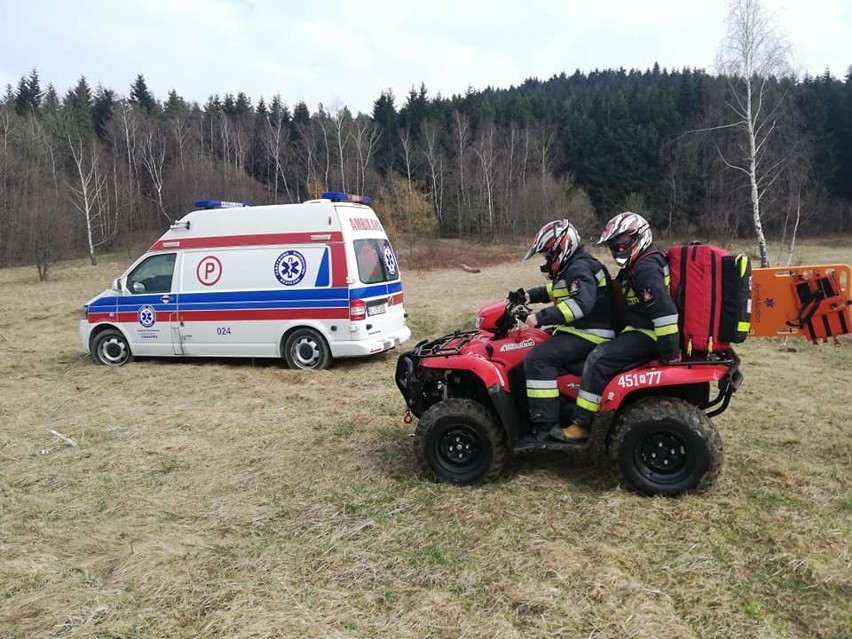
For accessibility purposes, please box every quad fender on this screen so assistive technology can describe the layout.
[420,353,510,391]
[599,360,738,414]
[419,355,526,444]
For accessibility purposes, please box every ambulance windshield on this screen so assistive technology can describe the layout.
[354,239,400,284]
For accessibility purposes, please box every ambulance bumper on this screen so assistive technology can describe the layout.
[79,320,92,354]
[333,325,412,358]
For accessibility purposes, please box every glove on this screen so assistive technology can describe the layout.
[507,288,527,306]
[525,313,539,328]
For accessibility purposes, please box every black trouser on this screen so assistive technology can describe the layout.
[573,330,659,428]
[524,332,597,425]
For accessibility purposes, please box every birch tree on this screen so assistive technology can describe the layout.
[419,119,444,229]
[109,101,143,229]
[0,104,14,262]
[314,108,332,187]
[716,0,792,266]
[451,110,471,237]
[330,107,352,191]
[138,118,169,221]
[264,99,293,201]
[399,127,415,192]
[503,125,517,234]
[67,133,110,265]
[294,120,319,197]
[351,114,380,196]
[472,123,497,236]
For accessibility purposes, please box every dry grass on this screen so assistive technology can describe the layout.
[1,240,851,639]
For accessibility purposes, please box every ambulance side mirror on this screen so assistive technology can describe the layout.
[111,278,121,292]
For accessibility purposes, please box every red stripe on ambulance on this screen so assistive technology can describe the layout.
[92,308,349,324]
[178,308,349,322]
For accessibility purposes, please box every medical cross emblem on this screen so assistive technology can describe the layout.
[274,250,307,286]
[383,246,397,276]
[138,305,156,328]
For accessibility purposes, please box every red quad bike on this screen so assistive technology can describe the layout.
[395,298,743,496]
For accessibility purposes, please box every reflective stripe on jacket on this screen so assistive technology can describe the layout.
[528,249,617,344]
[618,249,680,360]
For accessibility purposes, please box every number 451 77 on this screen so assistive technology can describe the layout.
[617,370,662,388]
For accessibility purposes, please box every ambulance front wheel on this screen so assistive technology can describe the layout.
[91,328,133,366]
[283,328,332,370]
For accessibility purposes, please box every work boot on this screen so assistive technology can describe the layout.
[529,422,557,442]
[550,422,590,442]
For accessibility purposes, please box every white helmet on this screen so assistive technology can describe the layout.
[597,212,652,268]
[524,219,582,278]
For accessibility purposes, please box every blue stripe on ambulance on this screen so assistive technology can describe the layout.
[350,281,402,299]
[97,282,400,314]
[89,297,119,310]
[315,247,330,287]
[177,299,349,311]
[174,288,349,303]
[114,288,351,313]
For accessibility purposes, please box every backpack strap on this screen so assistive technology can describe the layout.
[603,265,626,332]
[626,248,667,291]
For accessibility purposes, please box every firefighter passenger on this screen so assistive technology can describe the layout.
[516,220,617,441]
[551,212,680,443]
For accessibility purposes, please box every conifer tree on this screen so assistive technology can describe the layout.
[372,90,397,172]
[64,76,94,136]
[92,86,115,141]
[130,74,158,114]
[14,68,41,116]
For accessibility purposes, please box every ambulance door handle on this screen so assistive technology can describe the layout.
[161,294,172,303]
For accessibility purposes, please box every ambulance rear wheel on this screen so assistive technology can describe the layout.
[91,328,133,366]
[284,328,331,370]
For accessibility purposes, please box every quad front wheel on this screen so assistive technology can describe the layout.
[609,397,723,496]
[414,398,507,485]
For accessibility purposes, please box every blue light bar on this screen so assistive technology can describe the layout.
[195,200,253,209]
[321,192,373,205]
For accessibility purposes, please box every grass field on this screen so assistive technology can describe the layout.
[1,239,851,638]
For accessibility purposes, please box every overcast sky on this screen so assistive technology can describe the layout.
[1,0,849,115]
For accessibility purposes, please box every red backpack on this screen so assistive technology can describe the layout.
[664,243,752,355]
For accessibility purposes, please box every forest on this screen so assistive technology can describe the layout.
[1,61,851,278]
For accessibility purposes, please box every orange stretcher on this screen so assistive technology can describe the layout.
[749,264,852,343]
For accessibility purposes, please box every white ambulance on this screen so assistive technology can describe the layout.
[79,192,412,369]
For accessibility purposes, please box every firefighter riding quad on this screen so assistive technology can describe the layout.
[395,296,743,496]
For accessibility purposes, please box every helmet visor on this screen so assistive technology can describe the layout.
[608,233,634,266]
[608,233,634,253]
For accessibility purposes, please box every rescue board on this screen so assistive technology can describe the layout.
[750,264,851,342]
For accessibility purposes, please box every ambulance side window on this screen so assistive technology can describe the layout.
[354,239,398,284]
[127,253,177,294]
[355,240,383,284]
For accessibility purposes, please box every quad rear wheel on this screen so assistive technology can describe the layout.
[414,398,507,485]
[609,397,723,496]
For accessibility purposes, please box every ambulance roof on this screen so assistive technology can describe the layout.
[158,194,380,243]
